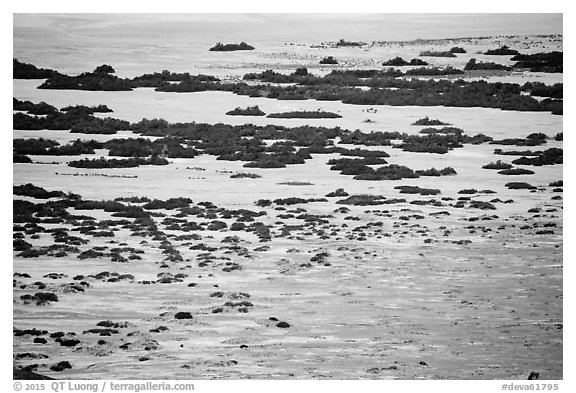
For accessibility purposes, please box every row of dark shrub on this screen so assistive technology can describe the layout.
[13,100,129,133]
[209,42,254,51]
[13,98,557,172]
[16,60,562,114]
[68,156,169,168]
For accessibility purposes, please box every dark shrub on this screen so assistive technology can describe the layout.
[319,56,338,65]
[210,42,254,51]
[512,52,562,72]
[50,361,72,372]
[505,182,537,190]
[464,58,511,71]
[68,156,169,169]
[484,46,520,55]
[382,57,409,66]
[405,66,463,76]
[412,116,450,126]
[294,67,308,76]
[469,201,496,210]
[143,198,192,210]
[267,110,342,119]
[230,172,261,179]
[497,168,535,175]
[56,338,80,347]
[230,222,246,231]
[511,148,562,166]
[419,50,455,57]
[394,186,441,195]
[175,312,193,319]
[94,64,115,74]
[482,160,513,170]
[326,188,349,197]
[450,46,466,53]
[14,184,67,199]
[336,195,393,206]
[207,221,227,231]
[14,239,32,251]
[13,59,61,79]
[13,154,32,163]
[34,292,59,305]
[226,106,266,116]
[416,167,456,176]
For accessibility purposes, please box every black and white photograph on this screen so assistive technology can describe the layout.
[10,6,567,388]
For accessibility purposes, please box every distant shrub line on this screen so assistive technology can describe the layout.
[382,57,428,66]
[209,42,254,51]
[68,156,169,169]
[226,106,266,116]
[412,116,451,126]
[419,50,456,58]
[267,110,342,119]
[14,60,563,114]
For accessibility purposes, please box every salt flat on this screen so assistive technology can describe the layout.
[13,27,563,380]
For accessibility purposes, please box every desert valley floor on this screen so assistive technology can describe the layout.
[12,31,563,379]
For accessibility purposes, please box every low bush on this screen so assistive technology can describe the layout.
[394,185,441,195]
[450,46,466,53]
[230,172,261,178]
[209,42,254,51]
[511,148,562,166]
[464,58,511,71]
[497,168,535,175]
[484,46,520,56]
[505,182,537,190]
[412,116,450,126]
[419,50,456,57]
[226,106,266,116]
[267,110,342,119]
[14,184,67,199]
[319,56,338,65]
[482,160,513,170]
[68,156,169,168]
[325,188,349,197]
[415,167,457,176]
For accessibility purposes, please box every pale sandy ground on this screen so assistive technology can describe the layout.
[13,34,562,379]
[12,196,563,379]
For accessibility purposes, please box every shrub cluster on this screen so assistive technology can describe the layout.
[450,47,466,53]
[14,138,102,156]
[13,59,61,79]
[405,66,464,76]
[464,59,511,71]
[511,51,562,73]
[484,46,520,56]
[319,56,338,65]
[26,61,562,114]
[482,160,513,170]
[14,184,67,199]
[226,106,266,116]
[68,156,169,168]
[505,182,537,190]
[267,110,342,119]
[497,168,535,175]
[412,116,450,126]
[394,185,441,195]
[382,57,429,66]
[419,50,456,57]
[209,42,254,51]
[510,148,562,166]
